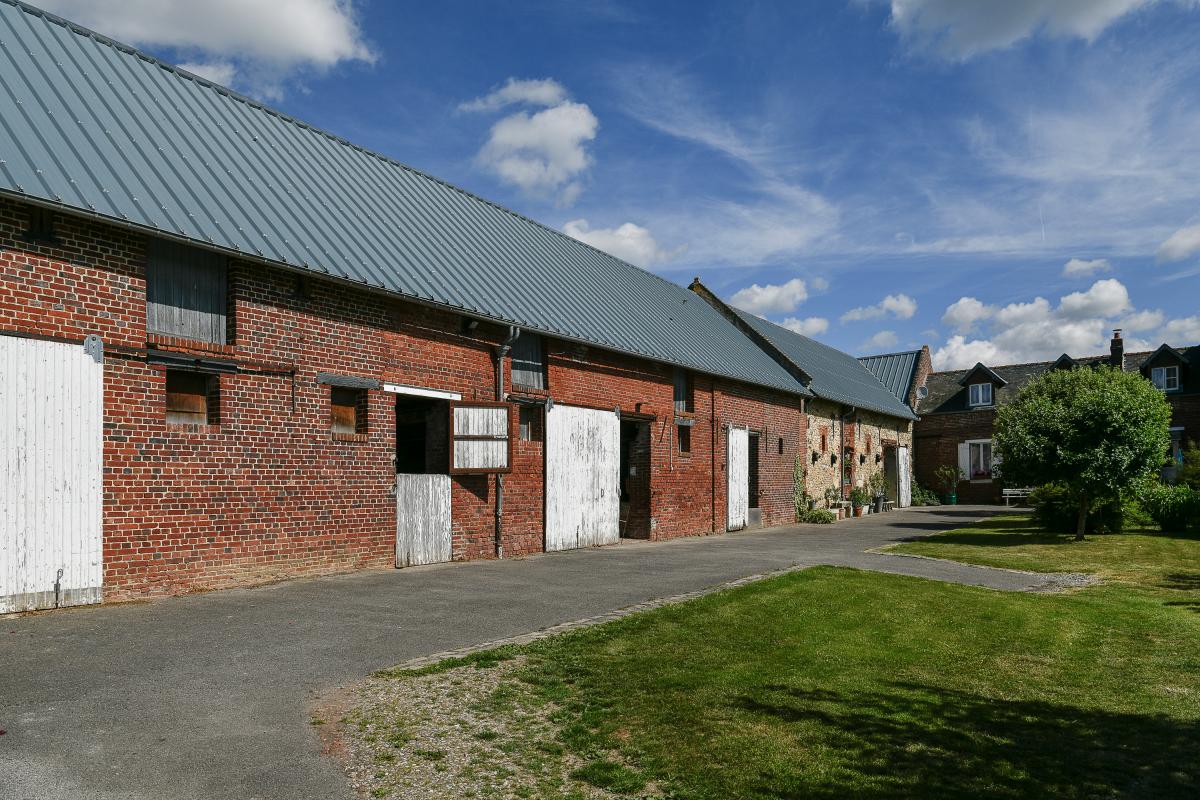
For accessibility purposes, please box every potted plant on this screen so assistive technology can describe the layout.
[868,471,888,513]
[849,487,870,517]
[934,464,965,505]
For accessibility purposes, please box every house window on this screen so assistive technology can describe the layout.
[165,370,219,426]
[1151,366,1180,392]
[969,440,993,480]
[331,387,367,436]
[820,428,828,452]
[518,405,542,442]
[146,239,229,344]
[968,382,993,406]
[677,424,692,454]
[24,207,57,243]
[673,368,694,413]
[510,334,545,390]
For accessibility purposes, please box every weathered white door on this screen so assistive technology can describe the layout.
[545,405,620,551]
[395,474,452,566]
[898,445,912,508]
[1,335,104,613]
[727,426,749,531]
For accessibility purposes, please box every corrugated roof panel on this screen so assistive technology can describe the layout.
[858,351,918,405]
[0,0,810,396]
[735,310,915,419]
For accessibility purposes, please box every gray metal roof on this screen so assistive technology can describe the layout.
[733,311,916,419]
[0,0,810,397]
[858,350,919,406]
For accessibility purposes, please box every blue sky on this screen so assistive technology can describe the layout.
[41,0,1200,367]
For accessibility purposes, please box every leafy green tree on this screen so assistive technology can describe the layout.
[1180,440,1200,490]
[993,366,1171,540]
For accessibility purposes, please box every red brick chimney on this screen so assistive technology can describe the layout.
[1109,329,1124,370]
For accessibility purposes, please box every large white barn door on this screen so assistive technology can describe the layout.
[395,474,452,566]
[1,335,104,613]
[545,405,620,551]
[727,426,749,531]
[898,445,912,508]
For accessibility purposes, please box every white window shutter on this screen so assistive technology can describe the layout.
[957,443,970,478]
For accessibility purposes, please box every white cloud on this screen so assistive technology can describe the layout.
[862,330,900,351]
[728,278,809,315]
[178,61,237,86]
[841,294,917,323]
[932,279,1147,369]
[887,0,1161,59]
[561,219,681,267]
[459,78,568,113]
[39,0,374,97]
[941,297,995,333]
[1118,309,1165,332]
[810,277,830,292]
[1059,278,1131,319]
[475,100,598,205]
[1062,257,1111,277]
[1162,315,1200,343]
[1156,222,1200,262]
[780,316,829,338]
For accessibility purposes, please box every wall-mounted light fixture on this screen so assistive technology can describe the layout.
[830,453,838,466]
[811,451,820,464]
[876,453,882,464]
[859,454,867,465]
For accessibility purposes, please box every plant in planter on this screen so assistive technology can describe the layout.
[849,487,870,517]
[868,471,888,513]
[793,458,807,523]
[934,464,965,504]
[824,486,841,510]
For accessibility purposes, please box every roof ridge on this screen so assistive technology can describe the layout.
[859,349,920,360]
[930,345,1198,376]
[3,0,688,298]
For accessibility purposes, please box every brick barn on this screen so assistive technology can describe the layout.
[0,1,915,612]
[915,331,1200,503]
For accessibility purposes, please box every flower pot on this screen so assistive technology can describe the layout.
[942,493,957,505]
[853,506,864,518]
[873,496,885,514]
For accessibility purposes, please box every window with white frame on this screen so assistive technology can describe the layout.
[969,440,993,480]
[968,382,993,406]
[1151,365,1180,392]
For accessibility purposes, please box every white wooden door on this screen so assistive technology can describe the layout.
[898,445,912,508]
[1,336,104,612]
[545,405,620,551]
[727,426,749,531]
[395,474,452,566]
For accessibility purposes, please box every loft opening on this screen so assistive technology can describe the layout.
[395,395,449,474]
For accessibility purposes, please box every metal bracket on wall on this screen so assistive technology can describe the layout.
[83,333,103,364]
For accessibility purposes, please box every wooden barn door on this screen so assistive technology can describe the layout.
[897,445,912,508]
[395,474,452,566]
[1,335,104,612]
[545,405,620,551]
[727,426,749,531]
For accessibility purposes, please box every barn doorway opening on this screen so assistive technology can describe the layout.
[394,395,451,566]
[620,420,651,538]
[747,432,762,528]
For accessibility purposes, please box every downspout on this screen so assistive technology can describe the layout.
[494,326,520,559]
[711,380,718,534]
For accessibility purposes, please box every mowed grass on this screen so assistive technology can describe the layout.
[369,519,1200,799]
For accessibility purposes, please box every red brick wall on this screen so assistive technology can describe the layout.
[2,197,818,600]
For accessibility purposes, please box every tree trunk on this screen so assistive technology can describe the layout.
[1075,495,1088,541]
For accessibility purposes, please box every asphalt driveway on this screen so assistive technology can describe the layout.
[1,505,1030,799]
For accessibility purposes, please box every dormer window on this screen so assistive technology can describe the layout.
[968,382,993,407]
[1151,366,1180,392]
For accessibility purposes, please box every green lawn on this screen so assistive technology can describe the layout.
[363,520,1200,799]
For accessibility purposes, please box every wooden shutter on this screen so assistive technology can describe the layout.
[146,239,228,344]
[449,402,513,474]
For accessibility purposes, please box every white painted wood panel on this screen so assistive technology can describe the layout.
[395,474,452,567]
[1,336,104,613]
[450,404,510,472]
[545,405,620,552]
[727,426,749,531]
[898,445,912,508]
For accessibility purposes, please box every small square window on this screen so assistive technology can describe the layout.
[968,383,993,406]
[518,405,542,442]
[778,437,784,455]
[23,207,57,244]
[820,428,829,453]
[1151,366,1180,392]
[677,424,691,454]
[165,370,219,426]
[331,387,368,435]
[673,368,694,413]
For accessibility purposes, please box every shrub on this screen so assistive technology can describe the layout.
[1180,440,1200,490]
[849,487,870,508]
[800,509,837,524]
[934,465,964,495]
[1030,484,1130,534]
[911,485,941,507]
[1139,482,1200,532]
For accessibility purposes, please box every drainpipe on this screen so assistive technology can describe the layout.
[839,407,855,498]
[493,327,520,558]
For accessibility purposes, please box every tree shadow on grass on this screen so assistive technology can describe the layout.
[730,682,1197,799]
[1161,572,1200,613]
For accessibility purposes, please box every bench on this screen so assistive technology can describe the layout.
[882,500,895,512]
[1002,488,1034,506]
